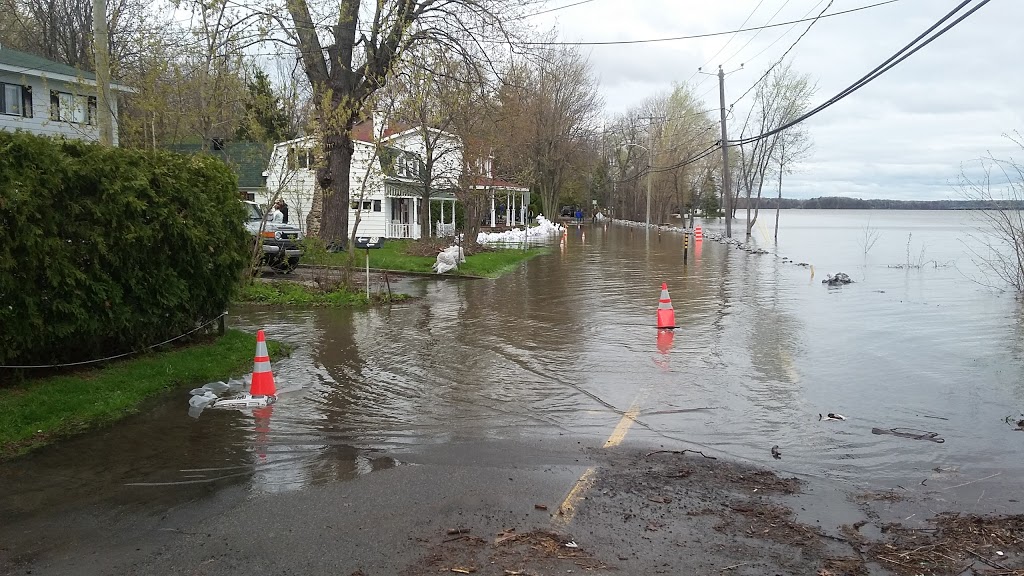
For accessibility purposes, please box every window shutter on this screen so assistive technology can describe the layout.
[22,85,32,118]
[50,91,59,120]
[88,96,97,125]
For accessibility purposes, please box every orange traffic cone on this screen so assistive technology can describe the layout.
[657,282,676,329]
[250,329,276,397]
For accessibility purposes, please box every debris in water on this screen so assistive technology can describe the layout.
[446,528,470,535]
[564,541,578,548]
[771,445,782,460]
[534,504,548,511]
[822,272,853,286]
[819,413,847,421]
[871,427,945,443]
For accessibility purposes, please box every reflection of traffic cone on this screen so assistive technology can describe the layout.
[250,330,276,396]
[657,282,676,329]
[657,328,675,354]
[253,405,273,460]
[695,226,703,242]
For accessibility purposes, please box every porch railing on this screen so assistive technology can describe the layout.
[388,222,421,239]
[435,222,456,237]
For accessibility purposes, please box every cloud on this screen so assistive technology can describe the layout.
[533,0,1022,200]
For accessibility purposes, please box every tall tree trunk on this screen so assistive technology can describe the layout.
[316,131,354,251]
[774,159,783,241]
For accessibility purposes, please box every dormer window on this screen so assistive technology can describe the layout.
[287,146,313,170]
[397,154,420,178]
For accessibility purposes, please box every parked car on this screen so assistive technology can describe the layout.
[242,200,303,272]
[560,205,579,218]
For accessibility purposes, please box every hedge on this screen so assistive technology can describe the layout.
[0,132,248,368]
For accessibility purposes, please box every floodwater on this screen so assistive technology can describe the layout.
[3,209,1024,529]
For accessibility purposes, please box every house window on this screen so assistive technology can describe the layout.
[349,200,372,211]
[49,90,95,124]
[1,83,31,117]
[397,154,420,179]
[287,147,313,170]
[373,200,381,212]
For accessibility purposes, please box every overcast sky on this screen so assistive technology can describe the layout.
[528,0,1022,201]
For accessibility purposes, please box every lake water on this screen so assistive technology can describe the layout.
[3,209,1023,528]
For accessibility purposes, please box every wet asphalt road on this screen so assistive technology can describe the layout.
[3,439,596,575]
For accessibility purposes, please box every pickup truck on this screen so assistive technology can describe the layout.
[242,200,303,272]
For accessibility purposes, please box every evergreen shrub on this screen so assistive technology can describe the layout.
[0,132,247,367]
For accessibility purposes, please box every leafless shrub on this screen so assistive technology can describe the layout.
[957,132,1024,293]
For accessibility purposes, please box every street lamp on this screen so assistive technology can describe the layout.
[622,142,652,228]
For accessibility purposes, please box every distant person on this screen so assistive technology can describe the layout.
[269,200,285,224]
[575,209,583,224]
[279,199,289,224]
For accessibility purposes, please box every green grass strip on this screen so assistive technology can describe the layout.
[0,329,285,459]
[309,240,548,278]
[237,281,411,306]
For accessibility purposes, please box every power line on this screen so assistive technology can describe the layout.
[512,0,902,46]
[688,0,768,85]
[730,0,827,73]
[517,0,603,19]
[733,0,991,147]
[720,0,795,69]
[730,0,836,108]
[615,0,993,181]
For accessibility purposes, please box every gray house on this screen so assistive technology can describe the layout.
[0,46,132,145]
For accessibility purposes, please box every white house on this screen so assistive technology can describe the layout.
[263,116,530,240]
[0,46,132,145]
[263,118,463,239]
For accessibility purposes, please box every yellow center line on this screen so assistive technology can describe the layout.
[603,404,641,448]
[552,467,596,528]
[552,395,646,529]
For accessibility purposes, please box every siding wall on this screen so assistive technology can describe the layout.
[262,138,387,237]
[386,129,463,191]
[0,72,120,145]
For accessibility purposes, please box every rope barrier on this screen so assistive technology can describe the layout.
[1,312,228,370]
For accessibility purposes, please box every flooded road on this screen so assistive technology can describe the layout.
[4,210,1024,573]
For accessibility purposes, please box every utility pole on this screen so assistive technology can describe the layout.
[93,0,114,145]
[718,65,732,238]
[646,126,653,228]
[638,115,664,228]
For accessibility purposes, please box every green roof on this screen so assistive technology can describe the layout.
[0,47,96,80]
[166,142,272,190]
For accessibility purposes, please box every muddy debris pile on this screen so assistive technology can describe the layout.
[401,528,610,576]
[870,513,1024,575]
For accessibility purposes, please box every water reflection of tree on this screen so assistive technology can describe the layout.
[301,308,371,485]
[742,255,805,413]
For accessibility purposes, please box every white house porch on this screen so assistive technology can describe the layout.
[384,184,459,239]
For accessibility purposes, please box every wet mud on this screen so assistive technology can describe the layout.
[393,448,1024,576]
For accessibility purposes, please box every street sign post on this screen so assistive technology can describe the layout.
[354,237,385,298]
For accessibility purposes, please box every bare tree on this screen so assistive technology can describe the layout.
[958,132,1024,293]
[737,63,814,237]
[387,46,476,238]
[655,84,716,227]
[496,46,602,219]
[772,116,812,240]
[279,0,530,252]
